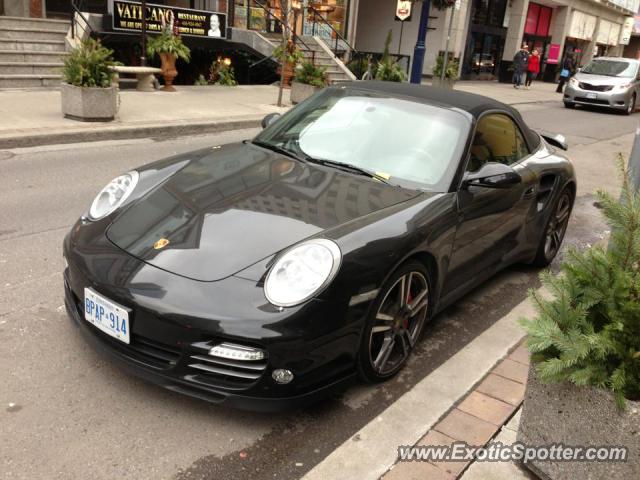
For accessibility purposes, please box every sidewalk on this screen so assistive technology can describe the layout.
[0,85,290,149]
[381,343,533,480]
[0,80,561,149]
[453,80,560,106]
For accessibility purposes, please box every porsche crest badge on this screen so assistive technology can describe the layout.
[154,238,170,250]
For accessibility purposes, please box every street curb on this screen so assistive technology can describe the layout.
[302,296,532,480]
[0,116,264,150]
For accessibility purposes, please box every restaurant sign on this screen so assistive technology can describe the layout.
[112,0,227,39]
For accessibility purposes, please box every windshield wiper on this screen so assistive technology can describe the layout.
[304,156,394,185]
[251,140,306,163]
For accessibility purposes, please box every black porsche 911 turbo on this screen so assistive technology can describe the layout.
[63,81,575,410]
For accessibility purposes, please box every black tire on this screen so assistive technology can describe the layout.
[625,94,636,116]
[531,188,573,267]
[564,102,576,109]
[357,260,432,383]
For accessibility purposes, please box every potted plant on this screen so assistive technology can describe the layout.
[432,55,459,89]
[291,60,327,104]
[61,38,119,122]
[273,39,304,88]
[194,58,238,86]
[375,30,406,82]
[209,57,238,86]
[146,23,190,92]
[518,159,640,480]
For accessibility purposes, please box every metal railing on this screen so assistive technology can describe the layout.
[252,0,313,53]
[248,1,317,82]
[306,4,358,61]
[70,0,95,40]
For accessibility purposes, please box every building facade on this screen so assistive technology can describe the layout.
[1,0,636,83]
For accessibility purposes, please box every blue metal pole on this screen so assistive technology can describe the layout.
[410,0,431,84]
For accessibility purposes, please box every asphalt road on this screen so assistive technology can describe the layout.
[0,101,636,480]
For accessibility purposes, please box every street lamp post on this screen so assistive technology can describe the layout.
[140,0,147,66]
[410,0,432,84]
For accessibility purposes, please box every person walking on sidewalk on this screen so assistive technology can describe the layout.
[525,49,540,89]
[556,53,575,93]
[513,44,529,89]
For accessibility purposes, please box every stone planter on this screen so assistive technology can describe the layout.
[431,76,456,89]
[60,83,118,122]
[290,81,321,104]
[160,52,178,92]
[517,366,640,479]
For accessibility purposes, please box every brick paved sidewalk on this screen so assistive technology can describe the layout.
[381,342,531,480]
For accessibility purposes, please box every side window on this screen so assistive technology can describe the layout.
[467,114,530,172]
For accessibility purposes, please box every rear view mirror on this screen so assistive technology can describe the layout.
[463,162,521,189]
[261,113,281,129]
[541,133,568,151]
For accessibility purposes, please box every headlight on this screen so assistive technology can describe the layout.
[569,77,578,87]
[264,239,341,307]
[617,83,632,90]
[88,171,139,220]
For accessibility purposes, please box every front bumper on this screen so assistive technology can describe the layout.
[64,280,354,411]
[563,84,631,110]
[62,226,366,411]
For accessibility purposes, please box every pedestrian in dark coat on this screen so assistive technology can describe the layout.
[513,45,529,88]
[556,54,575,93]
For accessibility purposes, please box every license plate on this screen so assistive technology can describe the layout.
[586,92,597,99]
[84,288,130,344]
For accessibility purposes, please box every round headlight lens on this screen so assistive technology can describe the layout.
[88,171,139,220]
[264,239,341,307]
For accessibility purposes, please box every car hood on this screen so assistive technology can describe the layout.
[106,141,420,281]
[574,72,632,86]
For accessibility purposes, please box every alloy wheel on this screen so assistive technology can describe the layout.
[544,192,571,260]
[368,271,429,376]
[628,95,636,115]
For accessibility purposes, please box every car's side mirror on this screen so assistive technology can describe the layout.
[261,112,281,129]
[540,132,568,151]
[462,162,521,189]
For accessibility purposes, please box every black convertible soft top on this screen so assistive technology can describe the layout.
[350,81,540,149]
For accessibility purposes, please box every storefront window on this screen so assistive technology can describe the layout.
[462,0,507,79]
[524,3,552,37]
[303,1,348,38]
[231,0,347,37]
[471,0,507,28]
[521,3,553,78]
[234,0,282,32]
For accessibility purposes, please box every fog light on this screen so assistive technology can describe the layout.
[272,369,294,384]
[208,342,266,361]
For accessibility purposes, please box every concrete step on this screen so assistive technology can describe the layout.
[308,58,337,66]
[0,27,68,41]
[0,50,67,62]
[327,72,350,83]
[302,52,333,62]
[0,39,66,52]
[0,62,64,75]
[0,74,61,88]
[0,16,69,32]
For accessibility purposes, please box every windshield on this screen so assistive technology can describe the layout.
[581,59,638,78]
[254,88,471,191]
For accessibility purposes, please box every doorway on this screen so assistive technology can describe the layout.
[461,0,508,80]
